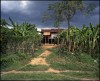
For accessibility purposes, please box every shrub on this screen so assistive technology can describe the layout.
[14,52,29,60]
[1,54,18,69]
[1,52,30,70]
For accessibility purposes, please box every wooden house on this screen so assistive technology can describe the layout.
[41,29,63,44]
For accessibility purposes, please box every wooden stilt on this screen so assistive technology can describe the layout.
[48,37,49,44]
[51,39,52,45]
[45,36,46,45]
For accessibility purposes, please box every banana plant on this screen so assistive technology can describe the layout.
[89,23,99,53]
[20,22,28,37]
[70,26,80,52]
[9,17,20,36]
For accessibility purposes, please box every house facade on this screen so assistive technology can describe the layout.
[41,29,63,44]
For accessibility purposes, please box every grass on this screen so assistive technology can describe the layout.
[1,60,29,72]
[1,47,45,72]
[61,72,99,79]
[1,47,99,80]
[1,72,99,80]
[49,61,98,71]
[1,73,80,80]
[17,64,49,71]
[33,47,45,57]
[1,53,31,71]
[46,48,99,72]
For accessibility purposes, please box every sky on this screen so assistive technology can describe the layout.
[1,0,99,30]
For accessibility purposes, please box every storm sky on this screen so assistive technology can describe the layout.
[1,0,99,29]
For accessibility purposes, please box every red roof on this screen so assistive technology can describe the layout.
[41,29,63,33]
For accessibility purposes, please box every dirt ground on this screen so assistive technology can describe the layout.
[41,44,57,49]
[29,49,51,66]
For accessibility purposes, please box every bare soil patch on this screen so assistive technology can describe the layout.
[47,68,60,73]
[41,44,57,49]
[28,49,51,66]
[39,50,51,57]
[29,57,49,66]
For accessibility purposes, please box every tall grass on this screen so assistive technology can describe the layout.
[1,52,31,71]
[46,48,99,72]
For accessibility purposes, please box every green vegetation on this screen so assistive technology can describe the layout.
[58,24,99,58]
[43,1,96,52]
[46,48,99,74]
[1,72,99,80]
[1,18,42,55]
[1,52,31,71]
[1,48,44,72]
[33,48,45,57]
[61,72,98,79]
[43,1,99,61]
[17,65,49,71]
[1,73,79,80]
[1,18,43,72]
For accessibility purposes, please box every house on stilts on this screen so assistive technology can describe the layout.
[41,29,63,44]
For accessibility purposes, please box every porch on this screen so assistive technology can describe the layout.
[42,35,56,45]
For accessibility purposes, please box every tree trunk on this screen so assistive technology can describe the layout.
[89,34,91,55]
[57,27,60,45]
[57,27,60,54]
[72,42,76,52]
[68,18,71,52]
[32,43,34,56]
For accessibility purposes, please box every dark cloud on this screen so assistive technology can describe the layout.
[1,1,99,29]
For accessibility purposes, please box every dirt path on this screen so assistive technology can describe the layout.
[41,44,57,49]
[1,69,94,75]
[29,50,51,66]
[1,45,99,80]
[28,45,56,66]
[2,46,90,74]
[1,70,98,81]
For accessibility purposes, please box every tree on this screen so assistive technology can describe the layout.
[43,2,64,46]
[43,1,95,52]
[1,18,12,54]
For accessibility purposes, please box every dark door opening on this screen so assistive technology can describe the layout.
[42,36,55,44]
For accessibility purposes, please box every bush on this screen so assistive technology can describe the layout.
[14,52,29,60]
[1,52,30,70]
[1,54,18,69]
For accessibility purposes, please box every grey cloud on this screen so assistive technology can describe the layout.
[1,1,99,29]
